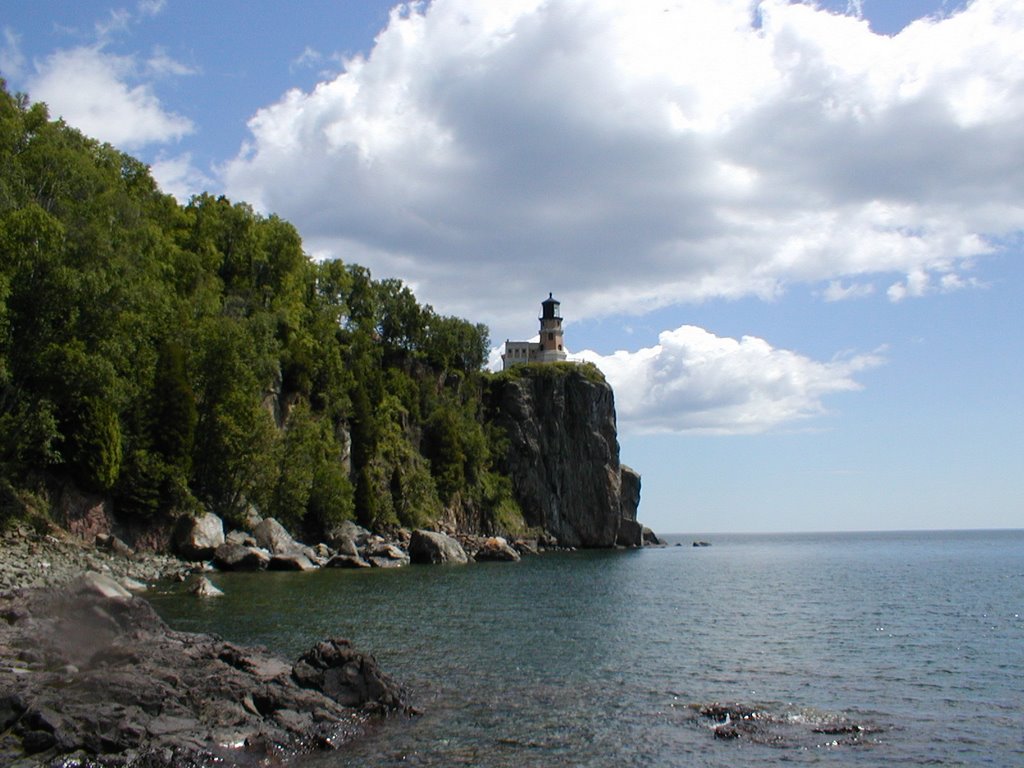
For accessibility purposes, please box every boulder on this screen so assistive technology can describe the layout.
[363,542,409,568]
[408,529,469,565]
[189,576,224,598]
[225,529,257,548]
[253,517,302,555]
[474,536,521,562]
[366,555,408,569]
[325,554,371,569]
[213,543,270,571]
[291,638,412,713]
[512,538,539,555]
[173,513,225,561]
[641,526,662,546]
[331,535,360,558]
[268,553,317,571]
[78,572,132,599]
[95,533,134,558]
[327,520,372,549]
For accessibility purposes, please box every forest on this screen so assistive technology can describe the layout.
[0,80,527,541]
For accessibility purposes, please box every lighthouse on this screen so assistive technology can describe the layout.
[501,293,569,369]
[536,293,567,363]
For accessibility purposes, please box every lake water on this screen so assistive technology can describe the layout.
[150,530,1024,766]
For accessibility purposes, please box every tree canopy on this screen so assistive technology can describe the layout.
[0,81,522,539]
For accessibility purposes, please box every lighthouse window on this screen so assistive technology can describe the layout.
[548,332,554,341]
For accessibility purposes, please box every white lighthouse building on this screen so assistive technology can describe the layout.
[501,293,568,370]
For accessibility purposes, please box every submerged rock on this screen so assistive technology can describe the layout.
[690,701,882,749]
[189,575,224,598]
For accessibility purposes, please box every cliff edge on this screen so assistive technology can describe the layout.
[486,364,646,548]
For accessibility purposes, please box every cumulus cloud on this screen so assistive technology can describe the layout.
[27,46,193,149]
[150,152,214,202]
[574,325,883,434]
[222,0,1024,333]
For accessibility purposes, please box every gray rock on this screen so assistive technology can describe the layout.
[268,553,317,571]
[331,534,360,558]
[642,526,662,546]
[616,518,643,548]
[0,587,408,765]
[362,542,409,567]
[327,520,372,549]
[77,572,132,599]
[291,638,412,713]
[486,367,640,547]
[409,529,469,564]
[512,538,539,555]
[473,536,521,562]
[121,576,149,592]
[254,517,302,555]
[225,529,257,547]
[95,533,134,558]
[367,556,407,568]
[302,545,329,566]
[213,543,270,571]
[189,576,224,597]
[325,554,371,569]
[173,512,225,561]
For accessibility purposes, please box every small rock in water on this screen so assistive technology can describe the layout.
[189,576,224,598]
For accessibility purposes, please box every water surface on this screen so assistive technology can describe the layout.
[150,530,1024,766]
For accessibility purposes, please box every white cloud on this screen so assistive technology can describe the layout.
[224,0,1024,334]
[1,26,25,79]
[291,46,323,71]
[137,0,167,17]
[27,46,193,149]
[574,325,883,434]
[823,279,874,301]
[146,47,198,77]
[149,152,214,202]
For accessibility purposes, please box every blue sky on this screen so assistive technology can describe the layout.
[3,0,1021,533]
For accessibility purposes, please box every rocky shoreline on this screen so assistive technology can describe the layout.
[0,516,662,766]
[0,526,191,594]
[0,525,418,766]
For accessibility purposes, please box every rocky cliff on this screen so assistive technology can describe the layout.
[485,364,644,548]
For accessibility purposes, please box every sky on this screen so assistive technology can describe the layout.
[3,0,1022,533]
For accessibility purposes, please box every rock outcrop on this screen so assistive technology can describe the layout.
[486,365,644,547]
[0,581,411,766]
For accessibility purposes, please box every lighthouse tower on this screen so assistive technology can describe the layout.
[536,293,567,363]
[501,293,570,369]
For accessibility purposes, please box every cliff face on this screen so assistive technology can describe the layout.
[485,365,640,547]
